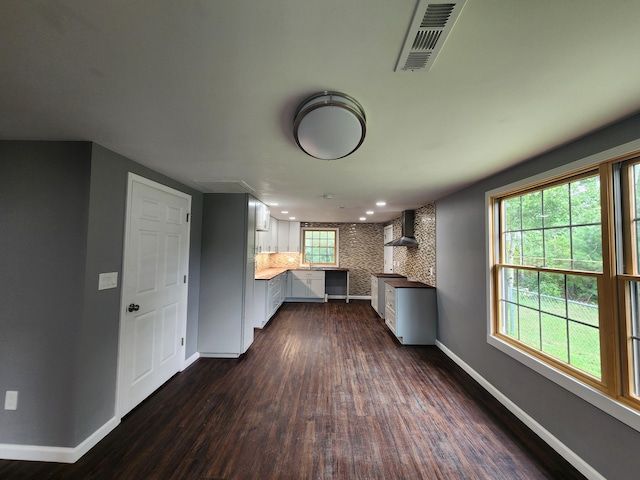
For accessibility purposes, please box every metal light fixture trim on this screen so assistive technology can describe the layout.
[293,91,366,160]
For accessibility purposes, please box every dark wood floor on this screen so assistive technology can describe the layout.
[0,301,586,479]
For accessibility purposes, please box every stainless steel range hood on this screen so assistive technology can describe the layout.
[385,210,419,247]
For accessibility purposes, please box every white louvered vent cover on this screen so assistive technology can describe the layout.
[395,0,467,72]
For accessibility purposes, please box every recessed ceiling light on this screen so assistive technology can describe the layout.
[359,217,366,221]
[289,216,296,220]
[270,202,279,206]
[366,210,374,215]
[281,210,289,214]
[376,201,386,206]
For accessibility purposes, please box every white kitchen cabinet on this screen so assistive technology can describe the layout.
[288,221,300,252]
[256,229,267,254]
[289,270,325,300]
[277,221,301,253]
[257,216,278,253]
[371,277,378,312]
[255,200,270,231]
[277,221,289,252]
[269,217,278,252]
[371,273,406,318]
[254,271,286,328]
[384,281,436,345]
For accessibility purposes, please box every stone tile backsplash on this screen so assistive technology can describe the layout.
[255,204,435,296]
[300,222,385,297]
[389,203,436,286]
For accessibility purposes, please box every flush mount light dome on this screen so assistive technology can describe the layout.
[293,91,366,160]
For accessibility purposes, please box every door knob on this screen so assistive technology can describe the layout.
[128,303,140,312]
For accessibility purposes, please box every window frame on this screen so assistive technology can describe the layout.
[485,139,640,434]
[300,227,339,267]
[492,168,611,392]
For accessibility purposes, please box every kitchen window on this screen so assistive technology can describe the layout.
[302,228,338,266]
[488,153,640,418]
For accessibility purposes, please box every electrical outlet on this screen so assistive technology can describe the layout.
[4,391,18,410]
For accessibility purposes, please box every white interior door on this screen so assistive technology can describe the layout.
[118,174,191,417]
[384,224,394,273]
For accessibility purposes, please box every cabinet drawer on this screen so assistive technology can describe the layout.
[292,270,324,280]
[385,283,396,312]
[385,309,396,334]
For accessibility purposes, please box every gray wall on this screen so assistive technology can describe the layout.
[0,141,202,448]
[73,144,203,443]
[436,113,640,480]
[0,141,92,446]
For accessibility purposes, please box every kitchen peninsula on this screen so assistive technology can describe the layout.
[383,280,436,345]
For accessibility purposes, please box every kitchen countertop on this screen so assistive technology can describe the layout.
[255,267,289,280]
[372,273,407,278]
[255,267,349,280]
[385,280,435,289]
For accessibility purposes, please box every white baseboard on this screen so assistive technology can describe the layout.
[435,340,605,480]
[347,295,371,300]
[182,351,200,371]
[0,416,119,463]
[199,352,240,358]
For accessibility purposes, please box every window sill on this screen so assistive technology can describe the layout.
[487,334,640,434]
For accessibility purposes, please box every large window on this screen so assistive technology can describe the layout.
[490,157,640,413]
[302,228,338,266]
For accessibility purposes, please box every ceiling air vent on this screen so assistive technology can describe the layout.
[395,0,467,72]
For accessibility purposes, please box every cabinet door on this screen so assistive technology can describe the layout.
[291,273,308,297]
[269,217,278,252]
[308,276,325,299]
[255,201,270,231]
[288,221,301,253]
[371,276,378,312]
[256,230,267,253]
[277,221,290,252]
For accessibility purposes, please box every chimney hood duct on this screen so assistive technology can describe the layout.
[385,210,419,247]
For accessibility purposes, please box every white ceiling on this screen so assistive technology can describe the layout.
[2,0,640,223]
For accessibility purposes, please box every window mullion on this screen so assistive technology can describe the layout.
[598,163,622,397]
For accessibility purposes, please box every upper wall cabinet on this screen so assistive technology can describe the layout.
[256,201,270,231]
[277,221,301,253]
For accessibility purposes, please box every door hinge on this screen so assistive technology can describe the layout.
[186,213,190,222]
[184,275,187,283]
[181,337,184,346]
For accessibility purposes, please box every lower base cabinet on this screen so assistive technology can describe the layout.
[288,270,325,300]
[384,283,436,345]
[371,273,406,318]
[254,272,287,328]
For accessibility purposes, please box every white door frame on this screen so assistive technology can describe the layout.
[115,173,191,419]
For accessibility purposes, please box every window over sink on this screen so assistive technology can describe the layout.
[302,228,338,266]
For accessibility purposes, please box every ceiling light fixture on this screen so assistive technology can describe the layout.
[293,91,366,160]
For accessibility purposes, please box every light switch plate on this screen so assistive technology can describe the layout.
[98,272,118,290]
[5,391,18,410]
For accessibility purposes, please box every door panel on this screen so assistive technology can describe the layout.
[118,174,190,417]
